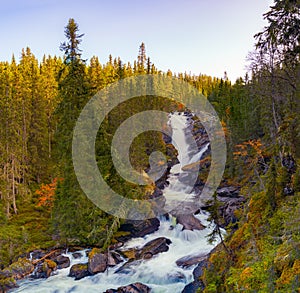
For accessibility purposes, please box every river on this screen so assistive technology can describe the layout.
[12,112,219,293]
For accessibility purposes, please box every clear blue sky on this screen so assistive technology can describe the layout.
[1,0,273,81]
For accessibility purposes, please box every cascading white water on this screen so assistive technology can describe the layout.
[12,112,219,293]
[164,112,209,209]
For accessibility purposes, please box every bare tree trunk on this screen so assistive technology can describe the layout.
[12,156,17,214]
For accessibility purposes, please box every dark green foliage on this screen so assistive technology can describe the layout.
[60,18,84,63]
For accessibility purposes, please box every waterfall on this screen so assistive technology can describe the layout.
[13,112,219,293]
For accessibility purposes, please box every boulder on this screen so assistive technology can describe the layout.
[138,237,171,259]
[88,248,107,274]
[120,248,136,260]
[105,282,151,293]
[176,214,205,231]
[218,196,246,227]
[2,258,34,280]
[117,218,160,242]
[182,257,209,292]
[28,249,46,261]
[118,237,171,273]
[107,251,123,267]
[176,253,207,268]
[69,263,91,280]
[193,258,209,280]
[67,246,86,253]
[53,255,70,269]
[32,259,57,279]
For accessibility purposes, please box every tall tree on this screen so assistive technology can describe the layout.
[53,19,111,245]
[137,42,147,73]
[60,18,84,63]
[252,0,300,159]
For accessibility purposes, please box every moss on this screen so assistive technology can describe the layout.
[88,248,102,260]
[44,259,57,270]
[121,249,136,260]
[2,258,34,280]
[277,259,300,288]
[274,242,294,272]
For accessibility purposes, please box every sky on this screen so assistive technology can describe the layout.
[1,0,274,81]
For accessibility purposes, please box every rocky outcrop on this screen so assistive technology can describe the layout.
[69,263,91,280]
[53,255,70,269]
[117,218,160,242]
[2,258,34,280]
[105,282,151,293]
[120,237,172,262]
[72,252,83,259]
[86,248,123,275]
[88,248,108,274]
[0,258,35,292]
[176,214,205,231]
[32,259,57,279]
[217,196,246,227]
[139,237,171,258]
[117,237,172,274]
[176,253,207,268]
[107,251,123,267]
[182,256,209,292]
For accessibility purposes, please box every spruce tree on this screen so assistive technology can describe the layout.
[53,19,108,245]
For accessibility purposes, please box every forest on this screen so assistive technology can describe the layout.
[0,0,300,292]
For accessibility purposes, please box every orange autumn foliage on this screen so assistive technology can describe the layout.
[36,178,63,208]
[233,139,264,160]
[221,120,230,140]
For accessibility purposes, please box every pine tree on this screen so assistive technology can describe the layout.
[137,42,147,74]
[60,18,84,63]
[53,19,111,245]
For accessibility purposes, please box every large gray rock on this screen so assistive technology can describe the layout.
[182,257,209,293]
[176,214,205,231]
[107,251,123,267]
[53,255,70,269]
[218,196,246,227]
[88,249,107,274]
[2,258,34,280]
[69,263,91,280]
[121,237,171,261]
[138,237,172,259]
[176,253,207,268]
[117,218,160,242]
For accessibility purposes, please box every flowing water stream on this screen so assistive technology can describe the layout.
[12,112,219,293]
